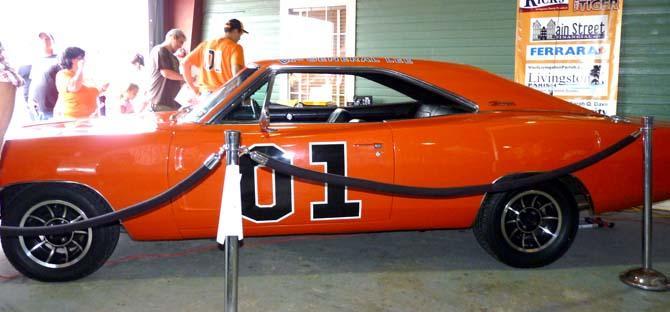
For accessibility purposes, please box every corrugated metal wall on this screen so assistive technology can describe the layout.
[356,0,515,77]
[618,0,670,120]
[203,0,670,119]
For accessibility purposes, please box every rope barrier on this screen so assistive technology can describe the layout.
[249,130,641,197]
[0,130,641,238]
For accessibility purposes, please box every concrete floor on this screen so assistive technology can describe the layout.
[1,210,669,312]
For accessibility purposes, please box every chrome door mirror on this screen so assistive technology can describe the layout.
[259,102,277,134]
[259,72,278,134]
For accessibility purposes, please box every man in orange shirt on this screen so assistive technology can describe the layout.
[182,19,247,96]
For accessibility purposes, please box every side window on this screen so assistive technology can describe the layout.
[354,77,412,105]
[270,73,414,108]
[221,81,269,122]
[271,73,344,108]
[218,71,469,123]
[249,83,267,105]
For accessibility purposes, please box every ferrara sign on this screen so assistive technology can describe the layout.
[519,0,568,12]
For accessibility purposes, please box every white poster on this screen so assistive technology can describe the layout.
[516,1,624,116]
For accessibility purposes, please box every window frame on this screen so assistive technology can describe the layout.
[208,66,479,125]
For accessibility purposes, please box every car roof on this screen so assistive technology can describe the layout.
[251,58,596,115]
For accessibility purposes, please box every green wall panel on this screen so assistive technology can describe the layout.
[356,0,515,77]
[203,0,670,119]
[619,0,670,120]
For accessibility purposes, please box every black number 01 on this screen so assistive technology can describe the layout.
[239,143,361,223]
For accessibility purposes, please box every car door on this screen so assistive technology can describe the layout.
[387,114,496,230]
[167,71,394,238]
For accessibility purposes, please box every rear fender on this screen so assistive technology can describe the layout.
[485,173,593,214]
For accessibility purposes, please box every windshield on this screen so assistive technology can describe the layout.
[178,67,259,123]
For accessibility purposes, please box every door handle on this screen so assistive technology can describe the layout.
[353,143,383,149]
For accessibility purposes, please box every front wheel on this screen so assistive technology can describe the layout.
[1,185,120,282]
[473,183,579,268]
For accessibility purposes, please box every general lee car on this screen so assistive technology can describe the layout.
[1,58,669,282]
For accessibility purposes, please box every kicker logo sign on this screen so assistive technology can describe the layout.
[519,0,568,12]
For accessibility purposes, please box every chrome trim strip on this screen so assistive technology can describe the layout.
[609,115,632,124]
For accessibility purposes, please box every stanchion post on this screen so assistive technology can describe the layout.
[620,116,669,291]
[223,130,240,311]
[643,116,653,270]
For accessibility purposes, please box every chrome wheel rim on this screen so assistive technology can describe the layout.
[500,190,562,253]
[18,200,93,269]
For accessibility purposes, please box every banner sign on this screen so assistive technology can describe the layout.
[515,0,623,115]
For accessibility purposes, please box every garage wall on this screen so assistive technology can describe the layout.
[202,0,670,119]
[356,1,515,77]
[203,0,514,75]
[618,0,670,120]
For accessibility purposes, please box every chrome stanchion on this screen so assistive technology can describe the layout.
[221,130,241,311]
[620,116,669,291]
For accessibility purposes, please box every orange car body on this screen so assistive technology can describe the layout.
[1,59,668,241]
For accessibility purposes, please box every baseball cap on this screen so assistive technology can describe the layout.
[225,19,249,34]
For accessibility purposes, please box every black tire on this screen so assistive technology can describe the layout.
[1,184,120,282]
[473,183,578,268]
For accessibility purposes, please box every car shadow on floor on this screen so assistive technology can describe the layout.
[1,212,668,283]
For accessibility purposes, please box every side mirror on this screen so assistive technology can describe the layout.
[259,103,277,134]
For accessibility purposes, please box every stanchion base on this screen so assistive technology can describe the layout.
[620,268,669,291]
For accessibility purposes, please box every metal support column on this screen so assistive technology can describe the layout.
[223,130,240,311]
[620,116,669,291]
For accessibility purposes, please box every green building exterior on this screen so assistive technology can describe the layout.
[203,0,670,120]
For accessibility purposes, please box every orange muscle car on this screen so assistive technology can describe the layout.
[1,58,668,281]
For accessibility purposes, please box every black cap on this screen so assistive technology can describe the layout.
[225,19,249,34]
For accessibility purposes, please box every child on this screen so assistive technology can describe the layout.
[110,83,139,115]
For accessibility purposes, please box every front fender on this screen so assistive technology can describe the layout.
[0,130,182,240]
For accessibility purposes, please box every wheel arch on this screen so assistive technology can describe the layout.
[0,181,116,220]
[482,173,593,214]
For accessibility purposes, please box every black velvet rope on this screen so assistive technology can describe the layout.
[0,153,222,237]
[251,131,641,198]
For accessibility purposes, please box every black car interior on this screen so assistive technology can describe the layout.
[219,70,472,123]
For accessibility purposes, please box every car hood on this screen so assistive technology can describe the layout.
[6,112,174,140]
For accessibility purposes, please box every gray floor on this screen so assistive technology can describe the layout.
[1,211,669,312]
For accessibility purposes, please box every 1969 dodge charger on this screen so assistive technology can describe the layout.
[1,58,669,281]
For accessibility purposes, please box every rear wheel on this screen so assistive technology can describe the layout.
[1,185,119,282]
[473,183,578,268]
